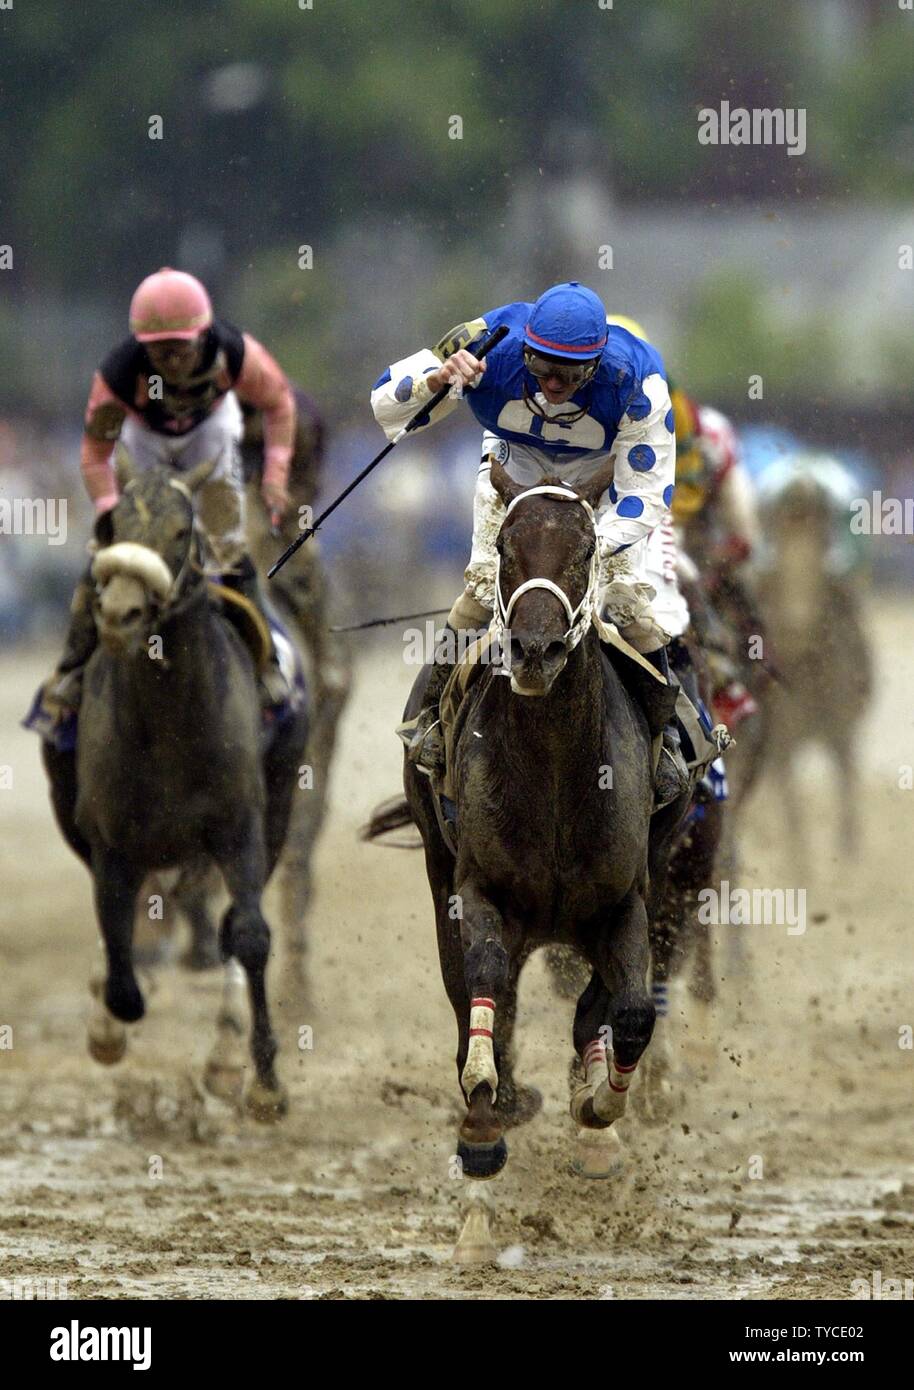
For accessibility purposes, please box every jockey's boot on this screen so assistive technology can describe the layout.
[406,624,457,777]
[222,555,291,707]
[48,571,98,711]
[644,644,691,811]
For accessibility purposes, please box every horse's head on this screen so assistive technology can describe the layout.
[91,453,215,656]
[490,459,613,696]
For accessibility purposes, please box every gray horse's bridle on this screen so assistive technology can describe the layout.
[492,485,599,654]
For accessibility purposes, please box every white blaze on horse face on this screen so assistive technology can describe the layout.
[461,997,498,1103]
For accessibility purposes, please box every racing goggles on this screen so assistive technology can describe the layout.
[523,347,601,388]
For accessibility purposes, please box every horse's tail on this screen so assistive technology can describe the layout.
[360,794,420,847]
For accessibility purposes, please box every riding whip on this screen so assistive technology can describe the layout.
[267,323,509,578]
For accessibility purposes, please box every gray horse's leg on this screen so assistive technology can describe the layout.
[89,847,145,1063]
[209,814,286,1122]
[93,846,146,1022]
[833,740,860,856]
[176,862,222,970]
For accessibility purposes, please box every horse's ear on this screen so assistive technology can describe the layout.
[580,460,616,509]
[114,444,136,492]
[93,505,115,548]
[488,457,524,506]
[181,458,218,494]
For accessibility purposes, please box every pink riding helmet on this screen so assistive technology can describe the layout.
[129,268,213,342]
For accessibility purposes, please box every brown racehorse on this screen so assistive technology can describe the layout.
[365,464,691,1259]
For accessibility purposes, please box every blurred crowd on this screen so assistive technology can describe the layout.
[2,400,913,649]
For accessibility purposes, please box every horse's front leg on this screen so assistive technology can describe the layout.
[89,846,146,1063]
[570,887,655,1174]
[453,878,511,1176]
[209,813,286,1122]
[446,876,512,1264]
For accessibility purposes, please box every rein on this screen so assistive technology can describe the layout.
[492,485,599,655]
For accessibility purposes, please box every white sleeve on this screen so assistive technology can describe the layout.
[370,348,459,442]
[596,372,676,554]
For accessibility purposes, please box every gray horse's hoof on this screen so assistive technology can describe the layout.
[88,1033,127,1066]
[244,1079,289,1123]
[203,1061,244,1105]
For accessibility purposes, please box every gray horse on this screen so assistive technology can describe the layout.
[41,459,307,1120]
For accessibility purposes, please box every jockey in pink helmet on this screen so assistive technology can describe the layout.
[54,268,297,706]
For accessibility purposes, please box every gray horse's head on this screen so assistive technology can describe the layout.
[91,453,215,656]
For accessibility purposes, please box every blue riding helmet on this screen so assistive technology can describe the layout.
[523,282,609,361]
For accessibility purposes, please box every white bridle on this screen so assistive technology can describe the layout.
[492,485,599,655]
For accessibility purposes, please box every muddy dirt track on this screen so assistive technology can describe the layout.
[1,602,912,1301]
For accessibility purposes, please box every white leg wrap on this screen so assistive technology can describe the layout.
[570,1038,609,1123]
[461,997,498,1103]
[593,1054,638,1124]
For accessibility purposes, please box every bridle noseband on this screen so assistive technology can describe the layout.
[492,485,599,655]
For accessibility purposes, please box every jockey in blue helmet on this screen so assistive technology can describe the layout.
[370,282,705,808]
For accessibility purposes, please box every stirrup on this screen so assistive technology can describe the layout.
[407,713,445,777]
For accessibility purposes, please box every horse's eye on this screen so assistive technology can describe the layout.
[174,527,190,544]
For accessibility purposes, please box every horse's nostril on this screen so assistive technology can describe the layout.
[121,607,144,625]
[544,640,566,665]
[509,637,525,666]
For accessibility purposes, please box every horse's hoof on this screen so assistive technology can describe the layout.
[88,1031,127,1066]
[456,1135,508,1180]
[244,1079,289,1123]
[571,1124,624,1179]
[452,1200,497,1265]
[497,1083,543,1129]
[203,1060,244,1105]
[633,1075,676,1126]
